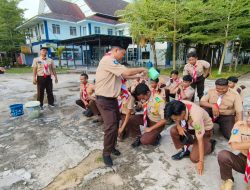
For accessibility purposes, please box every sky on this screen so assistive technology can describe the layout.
[18,0,132,19]
[18,0,40,19]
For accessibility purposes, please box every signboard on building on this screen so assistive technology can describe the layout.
[21,45,31,54]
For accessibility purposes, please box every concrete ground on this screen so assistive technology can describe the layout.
[0,73,250,190]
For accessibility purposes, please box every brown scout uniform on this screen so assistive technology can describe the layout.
[75,83,100,116]
[218,121,249,181]
[170,100,214,163]
[201,88,243,139]
[183,60,210,101]
[32,57,55,106]
[165,77,182,96]
[95,55,127,156]
[127,91,166,145]
[175,86,195,101]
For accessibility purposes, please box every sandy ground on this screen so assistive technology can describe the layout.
[0,73,250,190]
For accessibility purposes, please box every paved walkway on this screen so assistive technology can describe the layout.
[0,73,249,190]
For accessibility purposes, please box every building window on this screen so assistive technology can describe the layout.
[40,24,44,34]
[128,48,138,61]
[70,26,77,36]
[82,26,86,35]
[52,24,60,34]
[118,30,124,36]
[108,29,113,35]
[94,27,101,34]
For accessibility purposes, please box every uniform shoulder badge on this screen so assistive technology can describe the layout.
[113,60,119,65]
[232,128,239,135]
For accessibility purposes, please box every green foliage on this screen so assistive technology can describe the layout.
[0,0,25,54]
[119,0,250,73]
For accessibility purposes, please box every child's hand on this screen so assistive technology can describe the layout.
[33,78,37,85]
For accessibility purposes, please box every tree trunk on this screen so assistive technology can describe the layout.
[229,42,234,72]
[59,57,62,69]
[172,0,177,70]
[218,39,228,74]
[173,41,176,70]
[234,43,241,71]
[151,41,157,68]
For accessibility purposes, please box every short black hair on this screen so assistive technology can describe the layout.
[164,101,186,119]
[215,78,228,86]
[80,73,88,79]
[171,70,179,75]
[183,75,193,82]
[187,51,198,59]
[227,76,238,83]
[40,47,48,51]
[133,83,150,97]
[151,78,159,83]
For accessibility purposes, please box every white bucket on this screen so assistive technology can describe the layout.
[24,101,41,119]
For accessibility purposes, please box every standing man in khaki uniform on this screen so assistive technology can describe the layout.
[183,51,210,101]
[32,47,58,109]
[95,45,147,166]
[200,78,243,139]
[218,114,250,190]
[165,100,216,175]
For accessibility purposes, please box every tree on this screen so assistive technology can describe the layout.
[55,46,65,69]
[118,0,165,68]
[186,0,250,74]
[0,0,25,65]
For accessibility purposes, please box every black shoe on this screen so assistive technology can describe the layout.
[48,104,55,107]
[82,111,87,115]
[111,148,121,156]
[40,106,44,110]
[171,149,190,160]
[85,109,94,117]
[152,134,162,146]
[210,139,217,152]
[103,155,113,167]
[131,136,141,148]
[92,119,100,123]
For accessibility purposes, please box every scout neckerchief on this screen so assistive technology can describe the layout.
[244,149,250,183]
[111,58,129,112]
[177,86,188,101]
[192,64,198,82]
[212,94,224,122]
[180,103,192,151]
[82,82,89,102]
[118,79,129,112]
[143,102,147,128]
[41,57,50,78]
[181,103,192,129]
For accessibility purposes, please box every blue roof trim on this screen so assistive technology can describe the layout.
[31,40,60,46]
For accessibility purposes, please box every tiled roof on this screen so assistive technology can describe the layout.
[85,0,128,17]
[43,0,85,21]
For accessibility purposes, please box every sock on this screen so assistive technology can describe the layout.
[183,144,190,152]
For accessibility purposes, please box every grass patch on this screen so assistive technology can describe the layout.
[160,64,250,79]
[95,156,103,163]
[5,66,70,74]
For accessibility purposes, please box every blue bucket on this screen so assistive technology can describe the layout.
[9,104,24,117]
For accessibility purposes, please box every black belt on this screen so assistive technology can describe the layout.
[96,95,117,100]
